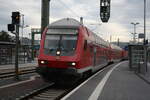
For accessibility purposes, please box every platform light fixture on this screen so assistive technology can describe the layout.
[143,0,146,44]
[131,22,140,43]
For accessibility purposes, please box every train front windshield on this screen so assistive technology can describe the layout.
[44,28,78,56]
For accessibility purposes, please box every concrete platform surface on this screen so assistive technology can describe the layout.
[62,61,150,100]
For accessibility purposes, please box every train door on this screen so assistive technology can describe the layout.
[93,47,97,66]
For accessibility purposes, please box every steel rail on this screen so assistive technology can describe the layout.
[17,83,71,100]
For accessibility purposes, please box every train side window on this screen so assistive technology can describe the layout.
[84,40,87,50]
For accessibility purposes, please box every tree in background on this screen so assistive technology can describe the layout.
[0,30,14,42]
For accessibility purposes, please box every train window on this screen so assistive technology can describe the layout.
[44,35,59,55]
[44,34,77,56]
[47,28,78,35]
[61,35,77,55]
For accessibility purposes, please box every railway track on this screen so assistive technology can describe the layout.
[17,63,116,100]
[0,68,36,78]
[18,83,71,100]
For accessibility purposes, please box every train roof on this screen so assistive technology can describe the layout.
[92,33,110,47]
[110,44,122,51]
[47,18,110,48]
[48,18,81,29]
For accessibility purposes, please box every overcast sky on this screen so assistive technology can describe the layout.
[0,0,150,42]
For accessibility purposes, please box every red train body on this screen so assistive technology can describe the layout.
[37,18,125,81]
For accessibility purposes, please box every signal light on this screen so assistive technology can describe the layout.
[100,0,111,22]
[12,12,20,24]
[8,24,15,32]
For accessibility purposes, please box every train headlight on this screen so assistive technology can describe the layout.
[56,51,61,55]
[71,62,76,66]
[40,60,48,64]
[40,60,45,64]
[68,62,76,66]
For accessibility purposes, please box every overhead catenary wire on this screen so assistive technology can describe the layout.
[57,0,80,18]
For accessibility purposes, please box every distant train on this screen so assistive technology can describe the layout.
[37,18,127,82]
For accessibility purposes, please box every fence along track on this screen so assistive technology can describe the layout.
[0,66,36,74]
[0,68,36,78]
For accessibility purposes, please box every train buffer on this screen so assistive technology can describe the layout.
[61,61,150,100]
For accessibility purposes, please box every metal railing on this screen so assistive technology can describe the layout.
[0,44,35,65]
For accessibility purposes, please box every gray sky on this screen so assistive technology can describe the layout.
[0,0,150,42]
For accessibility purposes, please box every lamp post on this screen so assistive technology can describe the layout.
[144,0,146,44]
[131,22,139,43]
[21,14,24,40]
[20,14,29,45]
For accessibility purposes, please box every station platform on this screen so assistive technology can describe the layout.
[0,60,38,74]
[62,61,150,100]
[0,60,37,69]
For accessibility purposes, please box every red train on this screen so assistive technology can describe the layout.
[37,18,126,82]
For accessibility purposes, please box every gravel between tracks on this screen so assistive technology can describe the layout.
[0,77,50,100]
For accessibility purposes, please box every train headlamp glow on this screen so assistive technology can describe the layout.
[56,51,61,55]
[71,62,76,66]
[41,61,45,64]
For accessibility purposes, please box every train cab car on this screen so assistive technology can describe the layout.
[37,18,119,82]
[37,18,82,81]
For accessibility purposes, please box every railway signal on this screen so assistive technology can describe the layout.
[100,0,111,23]
[8,24,15,32]
[7,11,20,80]
[12,12,20,25]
